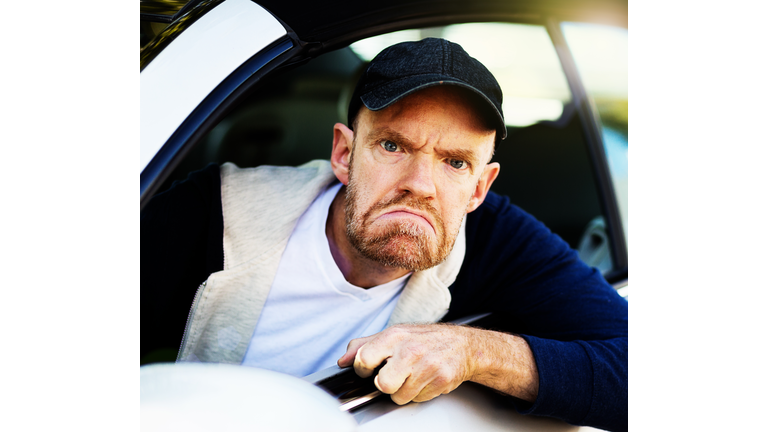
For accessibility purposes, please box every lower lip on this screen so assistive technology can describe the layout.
[377,211,434,233]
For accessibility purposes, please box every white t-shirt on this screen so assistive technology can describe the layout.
[241,182,409,377]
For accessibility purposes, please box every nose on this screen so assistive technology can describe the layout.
[398,154,436,199]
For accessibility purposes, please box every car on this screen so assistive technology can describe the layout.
[140,0,628,430]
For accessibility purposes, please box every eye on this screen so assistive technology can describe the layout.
[380,140,399,152]
[448,159,467,170]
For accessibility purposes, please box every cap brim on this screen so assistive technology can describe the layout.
[360,74,507,140]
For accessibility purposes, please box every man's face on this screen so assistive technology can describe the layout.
[340,87,498,271]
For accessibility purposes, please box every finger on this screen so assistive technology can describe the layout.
[337,335,374,367]
[389,375,424,405]
[373,362,409,395]
[353,339,391,378]
[411,379,449,403]
[389,363,453,405]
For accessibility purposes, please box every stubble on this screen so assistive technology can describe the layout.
[343,150,461,271]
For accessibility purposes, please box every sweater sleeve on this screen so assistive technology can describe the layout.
[445,192,628,432]
[140,163,225,358]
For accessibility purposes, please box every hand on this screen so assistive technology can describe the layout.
[337,323,539,404]
[337,324,474,405]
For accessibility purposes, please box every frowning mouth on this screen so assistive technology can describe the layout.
[375,206,436,235]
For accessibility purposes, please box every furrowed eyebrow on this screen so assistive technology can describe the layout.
[434,147,481,169]
[365,126,482,172]
[366,127,416,150]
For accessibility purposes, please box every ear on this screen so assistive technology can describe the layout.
[330,122,355,185]
[466,162,500,213]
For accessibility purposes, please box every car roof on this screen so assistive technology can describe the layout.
[256,0,626,43]
[142,0,627,42]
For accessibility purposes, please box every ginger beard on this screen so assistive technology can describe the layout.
[343,149,465,272]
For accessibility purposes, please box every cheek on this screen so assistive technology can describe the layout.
[436,187,474,226]
[359,159,402,199]
[351,171,391,216]
[438,172,485,222]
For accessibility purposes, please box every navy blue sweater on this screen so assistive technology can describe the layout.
[141,164,627,431]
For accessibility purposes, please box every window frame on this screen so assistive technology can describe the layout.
[546,18,627,280]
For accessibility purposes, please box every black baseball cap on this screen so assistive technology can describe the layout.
[347,37,506,141]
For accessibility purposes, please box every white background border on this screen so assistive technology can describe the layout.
[2,1,767,430]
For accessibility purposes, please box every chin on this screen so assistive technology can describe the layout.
[363,233,446,272]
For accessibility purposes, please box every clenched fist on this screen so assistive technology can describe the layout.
[338,323,539,405]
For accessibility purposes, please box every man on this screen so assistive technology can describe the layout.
[141,38,627,431]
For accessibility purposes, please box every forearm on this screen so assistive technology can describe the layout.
[464,327,539,402]
[468,328,628,431]
[522,335,628,431]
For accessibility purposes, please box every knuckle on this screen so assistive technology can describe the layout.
[405,344,427,359]
[354,353,373,377]
[412,356,439,376]
[440,362,457,376]
[385,325,406,339]
[346,338,359,350]
[431,374,450,388]
[425,356,442,370]
[376,376,398,394]
[358,352,379,370]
